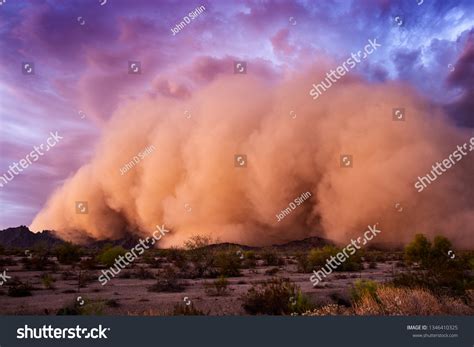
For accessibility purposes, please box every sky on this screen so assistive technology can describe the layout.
[0,0,473,231]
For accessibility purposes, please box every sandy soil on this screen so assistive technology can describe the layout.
[0,256,402,315]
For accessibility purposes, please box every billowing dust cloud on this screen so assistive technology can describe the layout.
[30,67,474,248]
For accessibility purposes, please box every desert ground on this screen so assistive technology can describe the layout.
[1,234,473,316]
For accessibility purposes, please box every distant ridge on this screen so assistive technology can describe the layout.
[0,226,63,248]
[0,225,334,251]
[0,226,140,249]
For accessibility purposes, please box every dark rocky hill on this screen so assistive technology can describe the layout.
[0,225,332,251]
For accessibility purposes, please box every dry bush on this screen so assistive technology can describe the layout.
[205,276,230,296]
[353,286,474,316]
[302,287,474,316]
[148,266,185,292]
[301,304,351,316]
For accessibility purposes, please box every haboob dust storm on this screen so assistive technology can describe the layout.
[31,65,473,248]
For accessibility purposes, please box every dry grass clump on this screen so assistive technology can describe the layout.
[302,286,474,316]
[301,304,351,316]
[354,286,473,315]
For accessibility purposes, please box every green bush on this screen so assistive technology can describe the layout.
[404,234,432,267]
[308,246,363,272]
[242,250,257,268]
[261,249,284,266]
[351,279,378,303]
[395,234,473,296]
[296,251,310,272]
[55,242,82,265]
[97,245,126,267]
[214,250,241,277]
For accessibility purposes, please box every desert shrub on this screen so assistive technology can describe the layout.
[351,279,378,303]
[395,261,405,268]
[301,304,350,316]
[205,276,229,296]
[308,246,363,272]
[0,256,15,267]
[242,250,257,268]
[398,234,473,296]
[120,266,154,280]
[289,291,314,314]
[148,266,184,292]
[261,248,284,266]
[164,247,187,268]
[171,303,206,315]
[57,298,105,315]
[184,241,217,278]
[97,245,126,267]
[362,250,390,263]
[296,251,310,272]
[105,299,120,308]
[80,257,98,270]
[8,281,33,297]
[184,236,214,270]
[142,251,161,268]
[184,235,213,250]
[22,254,53,271]
[404,234,432,267]
[56,303,81,315]
[329,292,351,307]
[368,261,377,269]
[41,273,56,289]
[214,250,241,277]
[61,271,75,280]
[134,266,154,279]
[265,267,279,276]
[55,242,82,265]
[241,278,312,315]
